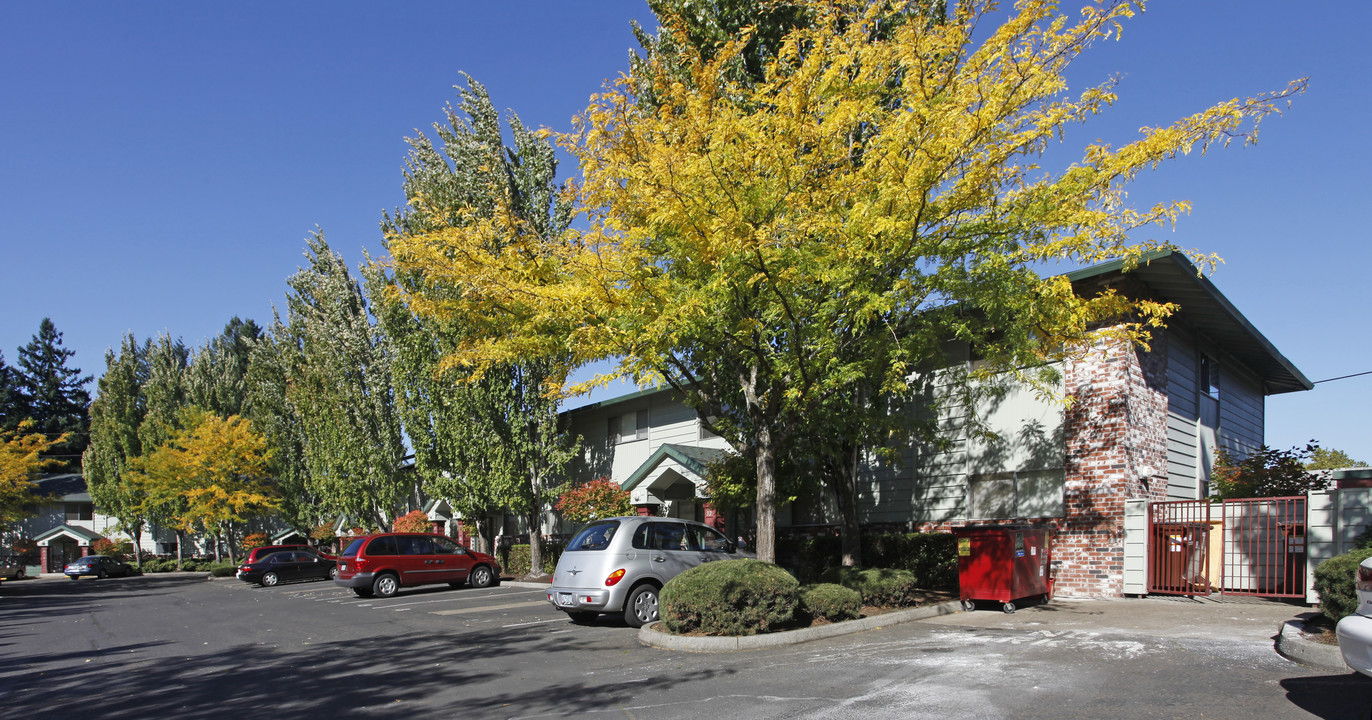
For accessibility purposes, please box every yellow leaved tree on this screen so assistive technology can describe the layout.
[388,0,1302,562]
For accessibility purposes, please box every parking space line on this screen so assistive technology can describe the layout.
[431,600,548,615]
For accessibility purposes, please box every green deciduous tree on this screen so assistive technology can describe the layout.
[1211,443,1333,499]
[387,0,1303,563]
[283,232,411,531]
[1306,446,1369,471]
[83,334,151,565]
[188,317,263,419]
[372,75,579,568]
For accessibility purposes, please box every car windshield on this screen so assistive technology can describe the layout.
[566,520,621,551]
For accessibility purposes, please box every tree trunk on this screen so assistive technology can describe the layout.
[527,472,545,577]
[753,425,777,564]
[175,529,185,570]
[131,524,144,568]
[834,440,863,568]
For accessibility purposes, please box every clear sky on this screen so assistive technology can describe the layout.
[3,2,1368,462]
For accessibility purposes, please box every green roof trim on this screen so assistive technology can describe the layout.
[34,524,104,544]
[620,443,731,492]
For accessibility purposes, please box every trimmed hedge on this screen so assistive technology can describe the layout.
[779,532,957,590]
[1314,547,1372,622]
[819,566,920,607]
[799,583,862,623]
[660,559,800,636]
[499,542,565,577]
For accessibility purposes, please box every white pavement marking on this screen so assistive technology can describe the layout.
[431,600,548,616]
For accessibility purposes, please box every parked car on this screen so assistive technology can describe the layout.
[0,557,25,581]
[1336,555,1372,677]
[243,543,333,565]
[64,555,134,580]
[546,516,749,627]
[333,533,501,598]
[237,550,336,586]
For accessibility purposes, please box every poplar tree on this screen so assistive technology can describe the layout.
[83,335,151,564]
[283,232,410,531]
[370,75,579,568]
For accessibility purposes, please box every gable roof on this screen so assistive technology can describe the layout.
[34,524,103,544]
[621,443,731,492]
[1065,250,1311,395]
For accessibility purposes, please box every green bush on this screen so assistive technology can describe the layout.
[819,567,920,607]
[778,532,957,590]
[140,559,172,573]
[799,583,862,623]
[1314,547,1372,622]
[208,563,238,577]
[660,559,800,636]
[499,542,564,577]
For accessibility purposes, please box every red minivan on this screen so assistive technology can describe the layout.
[333,533,501,598]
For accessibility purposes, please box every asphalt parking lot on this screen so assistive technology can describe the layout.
[3,572,1370,720]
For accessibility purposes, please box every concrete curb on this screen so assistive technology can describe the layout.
[638,600,963,652]
[1276,619,1347,672]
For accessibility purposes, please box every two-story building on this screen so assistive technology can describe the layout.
[556,251,1311,597]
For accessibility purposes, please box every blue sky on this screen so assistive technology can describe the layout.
[2,2,1368,462]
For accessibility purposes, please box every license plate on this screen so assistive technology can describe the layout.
[339,563,346,571]
[557,592,573,607]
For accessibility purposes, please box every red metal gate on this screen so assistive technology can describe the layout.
[1148,500,1213,596]
[1220,496,1307,599]
[1148,497,1307,598]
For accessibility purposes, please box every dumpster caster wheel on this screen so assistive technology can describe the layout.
[1002,602,1016,614]
[961,600,976,612]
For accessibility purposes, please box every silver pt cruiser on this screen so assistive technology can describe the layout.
[547,516,749,627]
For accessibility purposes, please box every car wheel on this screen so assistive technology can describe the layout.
[623,584,659,628]
[353,588,373,598]
[97,570,107,580]
[69,575,78,581]
[372,573,399,598]
[327,566,338,581]
[261,572,280,587]
[568,611,598,625]
[468,565,494,589]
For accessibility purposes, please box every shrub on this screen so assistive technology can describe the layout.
[393,510,431,534]
[499,543,564,577]
[660,559,799,636]
[240,532,271,554]
[778,532,957,590]
[1314,547,1372,622]
[799,583,862,623]
[141,559,172,573]
[91,538,133,561]
[208,563,239,577]
[819,567,920,607]
[310,522,338,546]
[555,478,634,525]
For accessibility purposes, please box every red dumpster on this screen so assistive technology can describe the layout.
[954,526,1052,613]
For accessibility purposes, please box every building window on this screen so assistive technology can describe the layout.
[609,409,649,444]
[1200,355,1220,400]
[64,502,93,522]
[967,470,1065,519]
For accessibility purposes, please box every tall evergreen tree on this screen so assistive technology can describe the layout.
[0,350,26,431]
[15,318,92,471]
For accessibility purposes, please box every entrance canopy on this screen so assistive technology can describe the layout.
[620,444,730,506]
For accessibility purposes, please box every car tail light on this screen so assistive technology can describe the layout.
[605,569,626,587]
[1358,564,1372,592]
[348,557,365,572]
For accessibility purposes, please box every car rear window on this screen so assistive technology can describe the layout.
[567,521,620,551]
[341,538,365,557]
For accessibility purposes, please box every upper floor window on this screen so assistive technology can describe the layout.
[609,409,649,444]
[1200,355,1220,401]
[64,502,93,522]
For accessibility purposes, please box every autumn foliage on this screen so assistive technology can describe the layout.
[556,478,635,525]
[392,509,432,534]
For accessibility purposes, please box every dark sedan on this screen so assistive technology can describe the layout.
[237,550,337,587]
[64,555,134,580]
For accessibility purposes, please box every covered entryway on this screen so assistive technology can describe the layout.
[33,525,103,573]
[1147,497,1307,599]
